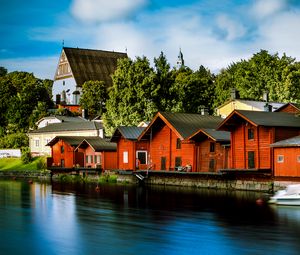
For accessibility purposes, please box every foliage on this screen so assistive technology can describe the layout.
[0,67,7,77]
[0,132,29,149]
[21,146,32,164]
[214,50,300,108]
[79,80,108,118]
[0,156,46,171]
[103,56,157,135]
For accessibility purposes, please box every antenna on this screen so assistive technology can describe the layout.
[62,40,64,47]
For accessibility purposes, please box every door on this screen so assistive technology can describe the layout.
[136,151,147,169]
[248,151,255,169]
[161,157,166,170]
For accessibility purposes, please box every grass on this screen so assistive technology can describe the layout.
[0,157,47,171]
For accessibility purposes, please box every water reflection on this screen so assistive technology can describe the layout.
[1,179,300,255]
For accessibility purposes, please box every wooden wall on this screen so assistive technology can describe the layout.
[273,147,300,177]
[276,104,300,114]
[196,139,227,172]
[149,125,196,171]
[51,140,75,168]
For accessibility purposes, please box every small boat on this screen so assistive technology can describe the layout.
[269,184,300,205]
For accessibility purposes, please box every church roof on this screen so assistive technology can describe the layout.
[55,47,127,87]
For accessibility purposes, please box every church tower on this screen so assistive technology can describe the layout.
[177,48,185,69]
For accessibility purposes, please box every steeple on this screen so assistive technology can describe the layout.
[177,48,184,69]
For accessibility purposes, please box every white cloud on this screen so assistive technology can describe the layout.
[71,0,148,23]
[251,0,287,19]
[216,14,247,41]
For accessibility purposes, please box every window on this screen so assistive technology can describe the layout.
[61,146,64,154]
[297,156,300,163]
[35,139,40,147]
[209,159,215,172]
[248,151,255,169]
[248,128,254,140]
[175,157,182,167]
[209,142,215,153]
[85,155,89,163]
[61,159,65,168]
[277,155,284,163]
[123,151,128,164]
[176,138,181,149]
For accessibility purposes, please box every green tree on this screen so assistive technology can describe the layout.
[79,80,108,118]
[214,50,298,108]
[0,132,29,148]
[103,56,157,135]
[0,67,7,77]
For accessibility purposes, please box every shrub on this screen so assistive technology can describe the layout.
[21,146,32,164]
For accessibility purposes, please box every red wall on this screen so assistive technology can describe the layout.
[274,147,300,177]
[51,140,75,168]
[196,139,227,172]
[276,105,300,114]
[149,125,196,171]
[117,138,149,170]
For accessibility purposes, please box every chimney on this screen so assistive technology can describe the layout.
[263,91,269,102]
[200,106,209,115]
[264,103,272,112]
[231,88,239,100]
[82,109,88,119]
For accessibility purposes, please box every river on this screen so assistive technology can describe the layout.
[1,179,300,255]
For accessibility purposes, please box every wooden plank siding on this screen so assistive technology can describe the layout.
[116,137,148,170]
[273,148,300,177]
[149,125,196,171]
[51,140,78,168]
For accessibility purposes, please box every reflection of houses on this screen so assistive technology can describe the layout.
[218,110,300,172]
[110,126,148,171]
[188,129,230,172]
[28,121,103,156]
[53,47,127,105]
[47,136,117,170]
[271,136,300,178]
[138,112,224,171]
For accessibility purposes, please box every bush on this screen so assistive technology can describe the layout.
[21,146,32,164]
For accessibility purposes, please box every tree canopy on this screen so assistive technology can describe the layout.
[214,50,300,107]
[0,69,53,141]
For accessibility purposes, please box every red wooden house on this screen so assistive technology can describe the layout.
[218,110,300,172]
[271,136,300,177]
[75,137,117,170]
[138,112,224,172]
[110,126,149,171]
[274,103,300,114]
[47,136,85,168]
[188,129,230,172]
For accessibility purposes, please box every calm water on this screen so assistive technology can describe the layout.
[1,179,300,255]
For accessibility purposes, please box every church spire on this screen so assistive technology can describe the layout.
[177,48,184,69]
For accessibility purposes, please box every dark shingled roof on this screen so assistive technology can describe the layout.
[218,110,300,130]
[189,128,230,142]
[29,121,102,134]
[62,47,127,87]
[46,136,86,147]
[159,112,223,139]
[77,137,117,151]
[110,126,146,142]
[270,135,300,147]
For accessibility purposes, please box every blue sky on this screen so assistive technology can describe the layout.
[1,0,300,79]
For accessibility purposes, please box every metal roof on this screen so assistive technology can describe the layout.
[270,135,300,147]
[190,128,231,142]
[77,137,117,151]
[218,110,300,130]
[110,126,146,142]
[29,121,102,134]
[58,47,127,87]
[159,112,223,139]
[46,136,86,147]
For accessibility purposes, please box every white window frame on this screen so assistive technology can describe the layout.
[34,139,40,147]
[136,150,148,165]
[123,151,128,164]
